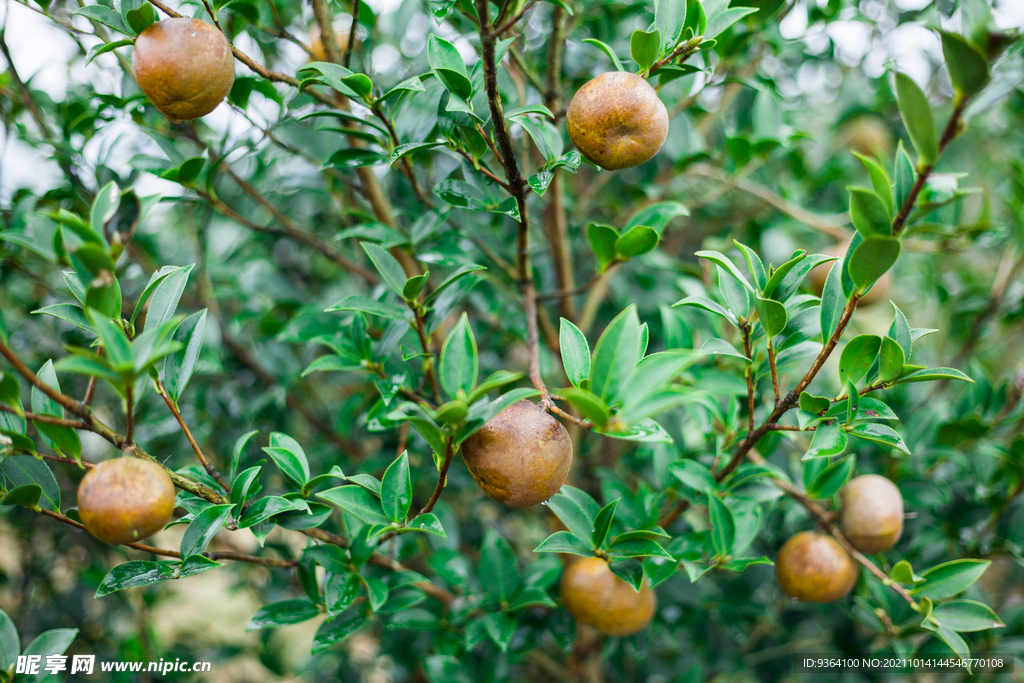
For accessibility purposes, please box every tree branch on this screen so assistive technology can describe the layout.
[156,379,230,491]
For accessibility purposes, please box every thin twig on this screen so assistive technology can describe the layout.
[0,405,88,429]
[156,379,230,491]
[345,0,360,68]
[417,441,455,517]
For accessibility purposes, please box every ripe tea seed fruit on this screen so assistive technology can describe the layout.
[561,556,656,636]
[132,18,235,122]
[460,400,572,507]
[839,474,904,553]
[566,72,669,170]
[77,458,176,545]
[775,531,858,603]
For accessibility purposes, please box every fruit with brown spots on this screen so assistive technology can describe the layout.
[131,18,235,122]
[839,474,904,553]
[460,400,572,507]
[561,556,656,636]
[775,531,858,603]
[808,237,892,306]
[77,458,176,545]
[566,71,669,170]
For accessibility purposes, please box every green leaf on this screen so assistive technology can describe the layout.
[674,296,737,326]
[582,38,625,72]
[607,537,673,560]
[380,452,412,523]
[703,6,757,40]
[2,484,42,509]
[897,367,974,384]
[923,623,970,667]
[262,432,310,489]
[614,225,659,259]
[754,296,788,338]
[546,486,600,541]
[669,459,715,493]
[699,338,751,363]
[559,319,591,389]
[404,512,447,537]
[558,387,610,427]
[95,561,176,597]
[799,392,830,415]
[853,152,894,216]
[893,142,915,212]
[161,309,207,402]
[733,241,767,290]
[630,28,661,74]
[696,250,754,292]
[318,486,391,526]
[592,499,618,549]
[708,496,735,556]
[940,32,990,102]
[73,5,132,35]
[229,465,262,511]
[589,305,640,404]
[144,264,194,333]
[0,373,22,417]
[848,423,910,455]
[877,336,905,383]
[806,455,855,499]
[480,529,520,602]
[323,149,387,168]
[246,599,320,630]
[654,0,687,49]
[819,261,845,342]
[839,335,882,386]
[179,504,233,558]
[439,313,477,399]
[19,628,78,682]
[891,560,924,584]
[427,36,472,100]
[230,430,259,482]
[238,496,302,529]
[762,252,808,300]
[803,421,848,460]
[587,223,619,269]
[312,611,367,653]
[849,188,892,238]
[931,600,1004,632]
[895,72,938,167]
[533,531,595,556]
[849,236,900,294]
[424,265,487,305]
[0,607,20,671]
[1,455,60,513]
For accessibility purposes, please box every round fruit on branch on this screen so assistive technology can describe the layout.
[566,71,669,171]
[775,531,858,603]
[839,474,904,554]
[560,556,656,636]
[131,18,236,122]
[77,458,176,545]
[460,400,572,508]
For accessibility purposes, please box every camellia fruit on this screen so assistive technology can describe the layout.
[131,18,235,122]
[460,400,572,507]
[566,72,669,170]
[839,474,904,553]
[561,556,656,636]
[77,458,176,545]
[775,531,858,603]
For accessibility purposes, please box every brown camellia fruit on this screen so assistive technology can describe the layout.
[77,458,176,545]
[309,30,357,62]
[775,531,858,603]
[808,237,892,306]
[561,556,656,636]
[842,115,894,158]
[460,400,572,507]
[839,474,904,554]
[131,18,235,122]
[566,71,669,170]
